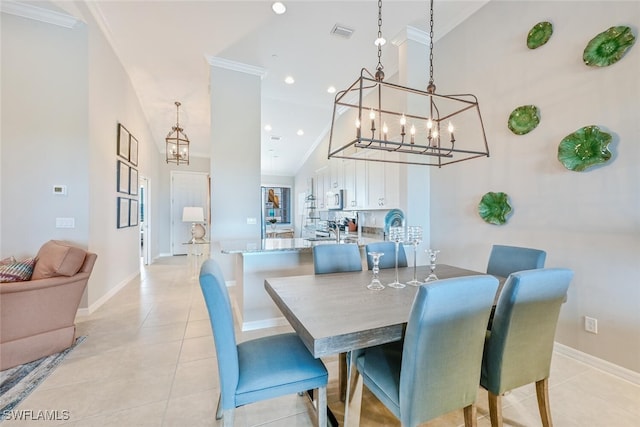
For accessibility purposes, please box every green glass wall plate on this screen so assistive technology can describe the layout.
[508,105,540,135]
[558,125,612,172]
[478,192,512,225]
[583,26,636,67]
[527,21,553,49]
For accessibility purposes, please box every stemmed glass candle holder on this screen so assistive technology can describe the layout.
[388,226,406,288]
[406,226,423,286]
[367,252,385,291]
[425,249,440,282]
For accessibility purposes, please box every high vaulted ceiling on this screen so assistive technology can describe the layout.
[49,1,488,175]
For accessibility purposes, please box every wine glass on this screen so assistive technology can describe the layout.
[367,252,385,291]
[388,226,406,289]
[425,249,440,282]
[406,226,422,286]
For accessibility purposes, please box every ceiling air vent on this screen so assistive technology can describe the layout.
[331,24,354,39]
[270,136,281,142]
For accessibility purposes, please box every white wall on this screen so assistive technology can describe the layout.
[210,65,262,279]
[1,13,89,258]
[1,4,162,311]
[429,1,639,372]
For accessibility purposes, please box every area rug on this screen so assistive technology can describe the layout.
[0,336,86,421]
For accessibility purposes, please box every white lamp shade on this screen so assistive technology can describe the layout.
[182,206,205,223]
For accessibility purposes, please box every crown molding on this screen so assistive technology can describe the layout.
[392,26,430,47]
[1,0,79,29]
[205,56,267,79]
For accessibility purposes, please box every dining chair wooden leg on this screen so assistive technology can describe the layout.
[463,403,478,427]
[536,378,553,427]
[216,393,222,420]
[488,391,503,427]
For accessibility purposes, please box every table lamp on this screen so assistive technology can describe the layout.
[182,206,206,243]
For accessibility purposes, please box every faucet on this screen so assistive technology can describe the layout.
[328,221,341,243]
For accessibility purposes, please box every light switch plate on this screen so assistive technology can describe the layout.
[56,217,75,228]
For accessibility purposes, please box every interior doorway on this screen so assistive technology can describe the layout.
[139,176,151,265]
[170,171,210,255]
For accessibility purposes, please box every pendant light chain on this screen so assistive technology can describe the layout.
[427,0,435,92]
[376,0,384,74]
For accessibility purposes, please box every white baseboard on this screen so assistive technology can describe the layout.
[76,271,139,317]
[554,342,640,385]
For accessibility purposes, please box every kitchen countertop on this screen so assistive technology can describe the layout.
[220,236,380,254]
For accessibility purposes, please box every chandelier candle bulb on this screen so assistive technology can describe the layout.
[383,122,388,140]
[369,108,376,132]
[448,122,455,143]
[410,124,416,144]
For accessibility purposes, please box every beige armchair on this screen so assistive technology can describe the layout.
[0,241,97,370]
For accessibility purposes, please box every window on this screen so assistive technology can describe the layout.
[262,186,291,224]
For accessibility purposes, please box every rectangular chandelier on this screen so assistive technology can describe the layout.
[328,68,490,167]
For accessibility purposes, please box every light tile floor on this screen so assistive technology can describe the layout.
[5,256,639,426]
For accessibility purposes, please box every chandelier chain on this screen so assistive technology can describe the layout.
[428,0,435,86]
[377,0,383,72]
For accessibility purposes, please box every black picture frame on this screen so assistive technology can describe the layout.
[130,199,139,226]
[117,197,130,229]
[117,123,130,161]
[117,160,130,194]
[130,168,138,196]
[129,134,139,166]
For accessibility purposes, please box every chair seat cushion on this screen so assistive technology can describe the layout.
[235,332,328,407]
[356,342,403,418]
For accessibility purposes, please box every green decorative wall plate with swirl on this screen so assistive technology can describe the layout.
[583,26,636,67]
[478,192,512,225]
[527,21,553,49]
[558,125,612,172]
[508,105,540,135]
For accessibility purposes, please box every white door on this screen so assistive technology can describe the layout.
[171,171,210,255]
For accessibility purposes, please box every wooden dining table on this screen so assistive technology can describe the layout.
[264,263,504,426]
[264,264,501,358]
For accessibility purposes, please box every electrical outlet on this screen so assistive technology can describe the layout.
[585,316,598,334]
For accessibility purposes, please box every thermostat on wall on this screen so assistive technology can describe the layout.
[52,185,67,195]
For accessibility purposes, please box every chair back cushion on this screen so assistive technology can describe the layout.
[481,268,573,395]
[199,259,239,409]
[399,275,499,425]
[312,243,362,274]
[365,241,408,270]
[486,244,546,278]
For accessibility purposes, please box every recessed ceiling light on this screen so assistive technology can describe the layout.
[272,2,286,15]
[264,124,272,131]
[297,129,304,136]
[284,75,295,84]
[327,86,336,94]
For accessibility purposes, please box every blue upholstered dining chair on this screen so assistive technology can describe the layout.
[364,241,408,270]
[486,244,546,278]
[354,275,499,427]
[481,268,573,427]
[312,243,362,274]
[199,259,328,427]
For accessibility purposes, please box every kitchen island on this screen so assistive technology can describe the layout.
[220,237,378,330]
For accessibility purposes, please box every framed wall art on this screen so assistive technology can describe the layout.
[130,168,138,196]
[130,199,139,226]
[117,123,130,161]
[129,134,139,166]
[117,197,130,228]
[117,160,130,194]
